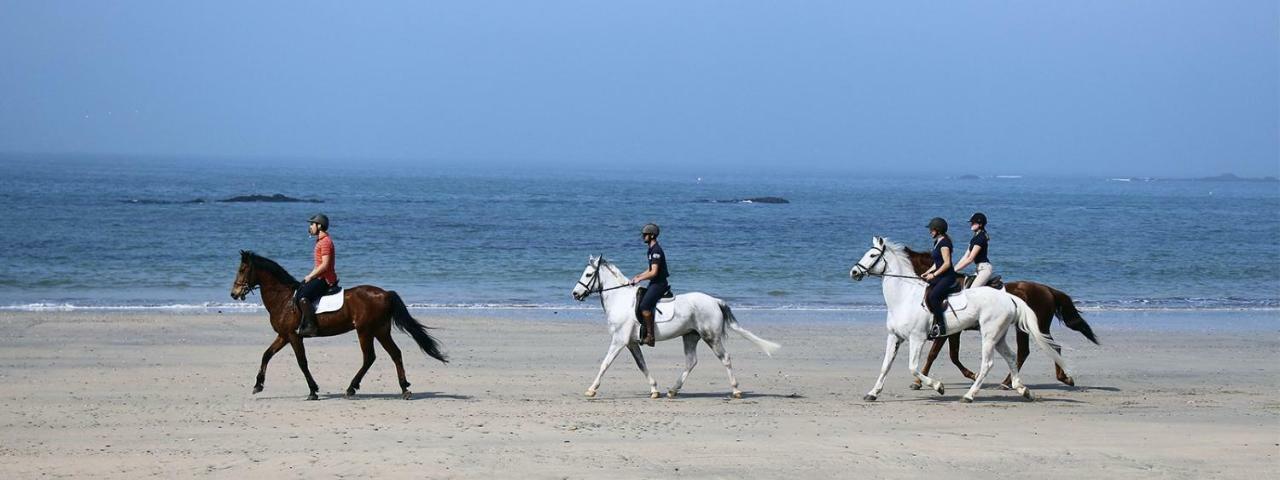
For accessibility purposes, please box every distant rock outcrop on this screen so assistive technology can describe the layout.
[217,194,322,203]
[123,193,322,205]
[1195,173,1278,182]
[698,196,790,204]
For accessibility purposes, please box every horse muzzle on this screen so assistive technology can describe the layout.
[849,267,866,281]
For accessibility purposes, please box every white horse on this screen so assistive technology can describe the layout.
[570,255,780,399]
[849,237,1068,402]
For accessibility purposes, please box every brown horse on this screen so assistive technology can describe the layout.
[903,247,1099,388]
[230,251,447,400]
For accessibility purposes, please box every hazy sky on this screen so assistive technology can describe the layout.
[1,1,1276,176]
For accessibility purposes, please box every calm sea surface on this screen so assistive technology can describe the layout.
[1,156,1277,313]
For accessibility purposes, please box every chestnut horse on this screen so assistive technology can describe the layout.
[230,251,447,400]
[901,247,1099,388]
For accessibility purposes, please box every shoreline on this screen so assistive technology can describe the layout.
[0,310,1276,477]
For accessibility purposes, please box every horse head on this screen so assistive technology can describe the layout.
[230,250,258,300]
[571,255,602,301]
[849,236,888,281]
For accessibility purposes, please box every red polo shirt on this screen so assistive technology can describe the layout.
[314,235,338,285]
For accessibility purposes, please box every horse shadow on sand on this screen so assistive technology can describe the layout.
[590,391,806,401]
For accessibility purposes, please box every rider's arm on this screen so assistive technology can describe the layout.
[955,245,979,271]
[631,264,658,285]
[934,246,953,275]
[304,254,332,283]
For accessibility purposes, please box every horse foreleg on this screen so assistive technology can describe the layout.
[585,339,626,398]
[949,335,976,380]
[961,334,998,403]
[908,336,945,396]
[668,333,700,398]
[288,335,320,400]
[254,335,287,394]
[866,334,902,401]
[705,337,741,399]
[994,336,1033,400]
[913,338,947,390]
[626,344,661,399]
[345,331,377,398]
[375,331,412,399]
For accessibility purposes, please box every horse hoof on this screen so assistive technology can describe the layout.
[650,392,661,399]
[998,383,1013,390]
[731,391,743,399]
[908,383,922,390]
[960,396,973,404]
[934,384,946,395]
[667,390,678,399]
[252,385,263,394]
[402,391,413,400]
[863,394,877,402]
[1062,377,1076,387]
[306,393,319,401]
[584,389,597,398]
[345,389,356,398]
[1021,388,1034,401]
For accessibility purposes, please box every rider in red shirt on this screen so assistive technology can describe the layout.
[296,214,338,337]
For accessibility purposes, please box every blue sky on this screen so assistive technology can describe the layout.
[0,1,1275,176]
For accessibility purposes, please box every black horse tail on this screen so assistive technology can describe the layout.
[1049,286,1099,345]
[388,291,448,363]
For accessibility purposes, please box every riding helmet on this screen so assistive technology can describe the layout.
[641,223,660,237]
[308,213,330,231]
[969,212,987,226]
[927,217,948,234]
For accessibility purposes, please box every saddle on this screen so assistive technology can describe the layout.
[635,286,676,304]
[960,273,1003,290]
[315,283,344,314]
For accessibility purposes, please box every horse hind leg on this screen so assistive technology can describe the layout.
[346,331,377,398]
[994,337,1033,400]
[907,336,945,396]
[668,333,700,398]
[961,334,997,403]
[705,336,742,399]
[375,330,412,399]
[254,335,287,394]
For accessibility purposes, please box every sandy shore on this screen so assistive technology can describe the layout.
[0,310,1276,478]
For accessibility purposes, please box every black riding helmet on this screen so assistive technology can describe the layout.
[309,213,330,231]
[927,217,948,234]
[969,212,987,227]
[641,223,660,237]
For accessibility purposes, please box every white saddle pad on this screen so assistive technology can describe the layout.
[946,290,969,311]
[315,289,345,314]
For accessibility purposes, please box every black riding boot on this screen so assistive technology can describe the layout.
[297,298,319,337]
[639,310,656,347]
[926,311,947,340]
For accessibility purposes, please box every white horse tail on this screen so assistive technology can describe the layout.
[719,300,780,357]
[1013,294,1068,374]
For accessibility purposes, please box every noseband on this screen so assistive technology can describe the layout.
[853,244,926,281]
[234,260,261,297]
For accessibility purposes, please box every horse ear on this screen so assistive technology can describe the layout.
[873,236,882,246]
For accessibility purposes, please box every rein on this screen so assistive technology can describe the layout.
[853,243,928,283]
[577,258,633,299]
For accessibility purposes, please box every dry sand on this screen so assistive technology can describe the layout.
[0,310,1276,478]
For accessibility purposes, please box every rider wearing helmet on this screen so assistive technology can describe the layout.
[920,217,954,339]
[954,212,993,288]
[295,213,338,337]
[629,223,669,347]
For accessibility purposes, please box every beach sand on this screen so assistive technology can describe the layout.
[0,310,1276,478]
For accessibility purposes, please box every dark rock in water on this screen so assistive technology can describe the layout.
[699,196,790,204]
[957,174,980,180]
[217,194,322,203]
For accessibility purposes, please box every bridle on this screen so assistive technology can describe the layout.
[851,242,927,282]
[233,259,261,298]
[576,258,632,300]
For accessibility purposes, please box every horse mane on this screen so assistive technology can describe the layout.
[596,257,628,282]
[881,238,932,275]
[244,251,301,289]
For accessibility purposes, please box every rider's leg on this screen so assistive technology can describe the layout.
[296,279,325,337]
[972,263,993,288]
[926,277,951,339]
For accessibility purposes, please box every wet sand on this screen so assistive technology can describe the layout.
[0,310,1276,478]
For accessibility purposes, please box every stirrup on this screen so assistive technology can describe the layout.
[926,322,946,340]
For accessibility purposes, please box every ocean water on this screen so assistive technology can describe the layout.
[1,156,1277,312]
